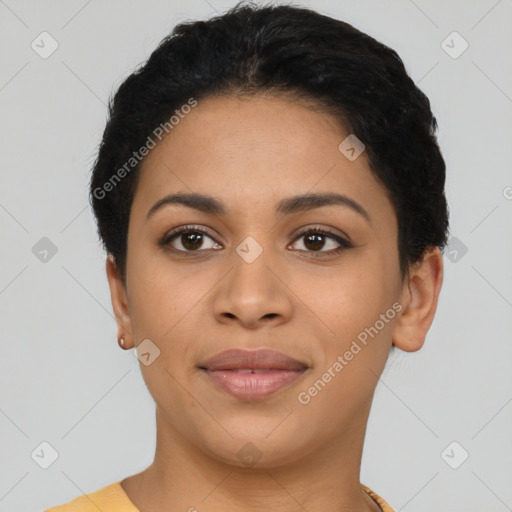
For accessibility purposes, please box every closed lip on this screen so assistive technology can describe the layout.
[198,348,309,371]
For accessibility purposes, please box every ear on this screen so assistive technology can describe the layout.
[106,254,134,349]
[392,246,444,352]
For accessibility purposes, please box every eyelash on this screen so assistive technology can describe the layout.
[158,224,353,257]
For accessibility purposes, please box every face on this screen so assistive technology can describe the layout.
[116,94,406,467]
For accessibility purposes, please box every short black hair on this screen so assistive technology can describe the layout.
[89,0,449,284]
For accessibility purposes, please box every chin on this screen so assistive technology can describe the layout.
[196,427,313,470]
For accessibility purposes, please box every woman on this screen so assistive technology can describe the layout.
[46,1,448,510]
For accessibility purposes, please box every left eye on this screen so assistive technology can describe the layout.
[289,229,350,254]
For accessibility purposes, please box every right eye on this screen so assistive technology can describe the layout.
[159,225,223,253]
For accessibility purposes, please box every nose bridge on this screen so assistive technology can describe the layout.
[212,235,293,326]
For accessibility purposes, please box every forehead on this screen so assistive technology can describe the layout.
[131,93,393,223]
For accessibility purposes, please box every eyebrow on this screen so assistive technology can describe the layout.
[146,191,371,223]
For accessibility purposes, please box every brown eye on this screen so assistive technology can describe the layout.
[160,226,222,252]
[180,231,204,250]
[289,228,352,256]
[303,232,326,251]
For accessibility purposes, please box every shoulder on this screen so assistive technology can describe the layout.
[360,483,395,512]
[44,481,139,512]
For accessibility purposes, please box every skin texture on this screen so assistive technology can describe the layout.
[106,93,444,512]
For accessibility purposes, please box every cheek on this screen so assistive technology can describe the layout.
[127,241,205,334]
[301,252,398,372]
[128,267,203,413]
[302,258,391,332]
[295,272,397,426]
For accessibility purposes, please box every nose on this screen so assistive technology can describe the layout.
[211,248,294,329]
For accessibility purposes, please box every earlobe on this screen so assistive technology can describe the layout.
[106,254,134,349]
[392,247,444,353]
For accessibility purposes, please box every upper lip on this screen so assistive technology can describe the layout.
[199,348,308,371]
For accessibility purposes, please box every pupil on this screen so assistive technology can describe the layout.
[305,233,324,251]
[183,232,203,250]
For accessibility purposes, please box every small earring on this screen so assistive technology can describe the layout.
[118,335,126,349]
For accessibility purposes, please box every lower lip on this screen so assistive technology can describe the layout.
[202,369,306,400]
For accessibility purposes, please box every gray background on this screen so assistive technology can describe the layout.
[1,0,511,510]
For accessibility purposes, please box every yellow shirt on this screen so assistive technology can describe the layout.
[45,481,394,511]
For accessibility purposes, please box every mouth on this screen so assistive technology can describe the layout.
[198,348,309,400]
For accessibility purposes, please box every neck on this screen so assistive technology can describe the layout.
[122,404,381,512]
